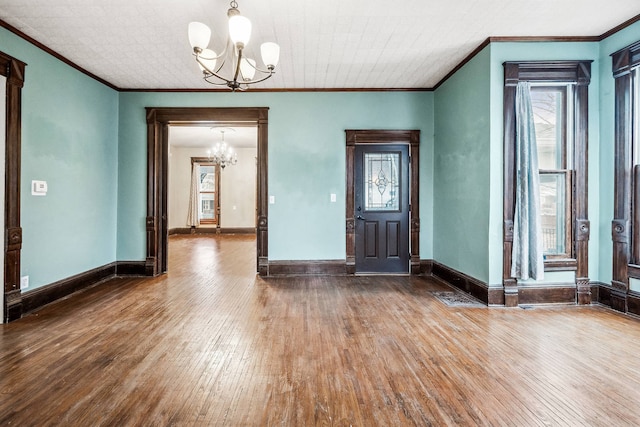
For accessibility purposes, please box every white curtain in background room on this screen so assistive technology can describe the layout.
[186,162,200,227]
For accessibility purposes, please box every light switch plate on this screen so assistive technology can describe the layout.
[330,193,337,202]
[269,196,275,204]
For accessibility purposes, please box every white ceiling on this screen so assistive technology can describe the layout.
[0,0,639,90]
[170,125,257,148]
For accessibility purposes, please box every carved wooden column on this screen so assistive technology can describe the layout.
[256,113,269,276]
[502,63,519,307]
[1,52,26,322]
[145,110,160,276]
[574,65,591,305]
[610,45,635,312]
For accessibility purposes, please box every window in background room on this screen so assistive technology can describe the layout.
[198,163,219,224]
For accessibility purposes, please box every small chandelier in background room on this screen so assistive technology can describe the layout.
[208,128,238,169]
[188,0,280,91]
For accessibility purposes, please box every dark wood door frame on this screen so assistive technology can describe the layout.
[1,51,25,322]
[146,107,269,276]
[345,130,420,275]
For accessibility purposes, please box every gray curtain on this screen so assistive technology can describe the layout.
[186,162,200,227]
[511,82,544,280]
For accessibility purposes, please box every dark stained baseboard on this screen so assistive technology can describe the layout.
[419,259,433,275]
[427,260,581,306]
[596,281,640,317]
[429,261,492,305]
[116,261,147,276]
[169,227,256,235]
[517,284,576,305]
[268,260,347,276]
[21,261,150,315]
[22,262,117,313]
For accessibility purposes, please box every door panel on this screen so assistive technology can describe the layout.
[355,144,409,273]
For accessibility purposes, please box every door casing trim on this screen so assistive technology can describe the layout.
[345,130,420,274]
[145,107,269,276]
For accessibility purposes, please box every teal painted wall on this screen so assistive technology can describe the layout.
[433,46,492,283]
[0,27,119,289]
[488,41,601,286]
[117,91,434,262]
[2,17,638,293]
[597,20,640,286]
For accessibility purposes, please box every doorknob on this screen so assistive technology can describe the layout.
[356,215,366,220]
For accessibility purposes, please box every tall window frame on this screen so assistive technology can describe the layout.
[611,40,640,313]
[503,61,592,307]
[191,157,221,226]
[530,84,574,259]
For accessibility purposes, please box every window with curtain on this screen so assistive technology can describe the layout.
[503,60,591,304]
[530,85,573,258]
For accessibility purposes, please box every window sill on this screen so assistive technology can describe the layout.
[544,258,577,271]
[628,264,640,279]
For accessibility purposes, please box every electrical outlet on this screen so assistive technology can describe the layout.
[20,276,29,290]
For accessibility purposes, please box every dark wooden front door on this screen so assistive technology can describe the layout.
[354,144,409,273]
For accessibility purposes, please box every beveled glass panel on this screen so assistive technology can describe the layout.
[531,88,564,170]
[364,153,399,211]
[540,173,566,255]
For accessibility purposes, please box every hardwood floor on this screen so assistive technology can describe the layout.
[2,234,640,426]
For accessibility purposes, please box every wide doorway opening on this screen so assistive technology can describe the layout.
[145,107,269,277]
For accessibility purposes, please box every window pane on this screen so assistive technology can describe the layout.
[364,152,399,211]
[540,173,566,255]
[531,88,564,170]
[199,165,215,191]
[200,193,215,220]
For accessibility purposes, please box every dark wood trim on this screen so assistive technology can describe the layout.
[119,87,433,93]
[146,108,269,276]
[629,291,640,317]
[611,39,640,313]
[502,61,592,307]
[21,263,117,314]
[267,260,347,276]
[430,261,490,305]
[629,264,640,279]
[544,259,578,271]
[599,14,640,41]
[20,261,149,315]
[345,130,420,275]
[490,36,600,43]
[433,38,492,90]
[115,261,147,276]
[0,18,118,91]
[1,51,25,322]
[419,259,433,275]
[517,284,577,305]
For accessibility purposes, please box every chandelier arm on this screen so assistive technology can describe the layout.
[238,70,275,85]
[245,60,275,75]
[203,75,232,86]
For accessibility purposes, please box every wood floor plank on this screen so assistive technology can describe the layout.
[3,234,640,425]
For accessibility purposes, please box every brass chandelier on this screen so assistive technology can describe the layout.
[188,0,280,91]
